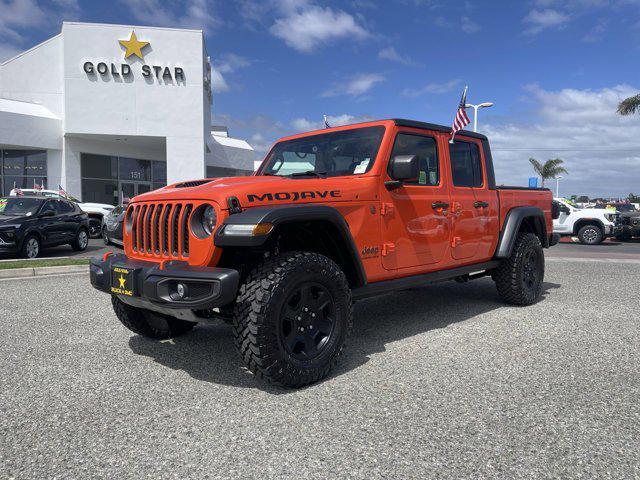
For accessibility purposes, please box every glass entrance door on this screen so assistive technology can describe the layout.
[120,182,152,204]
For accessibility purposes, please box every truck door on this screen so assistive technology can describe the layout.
[380,130,451,271]
[446,138,498,261]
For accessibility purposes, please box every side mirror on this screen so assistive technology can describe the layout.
[40,210,55,217]
[386,155,419,190]
[560,205,571,214]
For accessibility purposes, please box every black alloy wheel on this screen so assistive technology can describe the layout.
[280,282,336,361]
[522,248,540,296]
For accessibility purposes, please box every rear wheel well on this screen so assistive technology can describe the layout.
[517,216,545,246]
[217,220,363,288]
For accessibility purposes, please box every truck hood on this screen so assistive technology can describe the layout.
[133,175,380,209]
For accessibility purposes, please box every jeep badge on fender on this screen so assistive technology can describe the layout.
[90,119,558,388]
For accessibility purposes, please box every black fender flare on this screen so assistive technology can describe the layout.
[214,205,366,287]
[495,206,548,258]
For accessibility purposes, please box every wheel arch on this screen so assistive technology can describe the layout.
[495,206,547,259]
[573,218,604,236]
[214,205,366,288]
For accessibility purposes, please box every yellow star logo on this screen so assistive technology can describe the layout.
[118,274,127,289]
[119,31,150,60]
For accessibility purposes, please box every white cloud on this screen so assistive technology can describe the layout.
[461,16,480,33]
[322,73,384,98]
[291,113,374,132]
[211,53,250,93]
[485,84,640,197]
[269,3,369,53]
[211,69,228,93]
[378,46,420,66]
[121,0,221,34]
[401,79,461,97]
[523,8,570,35]
[0,0,79,62]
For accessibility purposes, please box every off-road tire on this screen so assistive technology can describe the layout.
[71,228,89,251]
[493,232,544,306]
[232,251,353,388]
[577,224,603,245]
[111,296,196,339]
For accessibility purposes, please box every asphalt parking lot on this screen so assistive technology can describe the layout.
[1,250,639,479]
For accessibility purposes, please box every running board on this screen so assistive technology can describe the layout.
[351,261,501,300]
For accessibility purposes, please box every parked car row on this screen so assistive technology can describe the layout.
[9,189,114,238]
[0,196,90,258]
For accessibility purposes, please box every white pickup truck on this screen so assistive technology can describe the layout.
[553,198,617,244]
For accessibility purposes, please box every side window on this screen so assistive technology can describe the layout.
[59,201,76,214]
[390,133,439,186]
[41,200,57,215]
[449,141,483,187]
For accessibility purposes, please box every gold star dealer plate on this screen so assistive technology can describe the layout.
[110,266,135,297]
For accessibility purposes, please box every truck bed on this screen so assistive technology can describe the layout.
[497,187,553,235]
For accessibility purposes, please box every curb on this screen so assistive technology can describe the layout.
[0,264,89,280]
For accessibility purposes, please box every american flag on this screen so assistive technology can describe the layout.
[58,184,68,197]
[323,115,331,129]
[450,86,470,142]
[33,180,42,191]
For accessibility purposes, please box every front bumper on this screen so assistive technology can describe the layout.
[90,253,240,311]
[614,224,639,236]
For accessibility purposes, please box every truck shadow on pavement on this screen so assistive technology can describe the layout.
[128,279,560,393]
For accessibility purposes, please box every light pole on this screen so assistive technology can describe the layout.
[465,102,494,132]
[556,176,563,198]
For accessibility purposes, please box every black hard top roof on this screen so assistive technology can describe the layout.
[391,119,488,141]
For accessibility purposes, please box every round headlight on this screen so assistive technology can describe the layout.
[202,205,217,236]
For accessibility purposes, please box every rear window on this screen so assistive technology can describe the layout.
[450,141,483,188]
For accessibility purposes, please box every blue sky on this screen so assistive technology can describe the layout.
[1,0,640,197]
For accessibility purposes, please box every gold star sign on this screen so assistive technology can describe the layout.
[118,274,127,289]
[119,31,150,60]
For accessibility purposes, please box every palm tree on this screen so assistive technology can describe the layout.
[617,94,640,115]
[529,158,568,187]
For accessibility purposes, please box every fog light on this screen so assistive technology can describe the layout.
[176,282,187,299]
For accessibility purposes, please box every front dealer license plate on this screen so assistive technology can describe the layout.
[110,266,136,296]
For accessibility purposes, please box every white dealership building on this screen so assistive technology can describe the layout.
[0,22,254,204]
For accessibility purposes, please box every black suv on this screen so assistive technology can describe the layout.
[0,196,90,258]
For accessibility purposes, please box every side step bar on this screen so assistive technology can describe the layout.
[352,260,501,301]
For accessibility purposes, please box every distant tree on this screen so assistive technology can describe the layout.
[617,94,640,115]
[529,158,568,187]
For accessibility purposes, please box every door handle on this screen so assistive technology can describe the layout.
[474,201,489,208]
[432,202,450,210]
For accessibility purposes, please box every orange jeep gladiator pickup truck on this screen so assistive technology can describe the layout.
[90,119,559,387]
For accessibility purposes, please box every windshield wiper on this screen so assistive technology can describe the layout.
[289,170,327,177]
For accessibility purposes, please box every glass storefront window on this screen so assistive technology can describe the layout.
[81,179,119,205]
[119,158,151,182]
[79,153,166,205]
[1,150,48,196]
[152,162,167,183]
[81,154,118,180]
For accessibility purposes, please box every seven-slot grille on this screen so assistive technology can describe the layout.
[128,202,194,259]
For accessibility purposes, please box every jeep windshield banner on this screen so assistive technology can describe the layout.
[247,190,342,202]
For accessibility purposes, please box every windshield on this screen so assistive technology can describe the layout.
[0,197,44,216]
[261,126,385,177]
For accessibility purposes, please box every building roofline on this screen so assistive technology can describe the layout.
[0,33,62,67]
[62,21,204,35]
